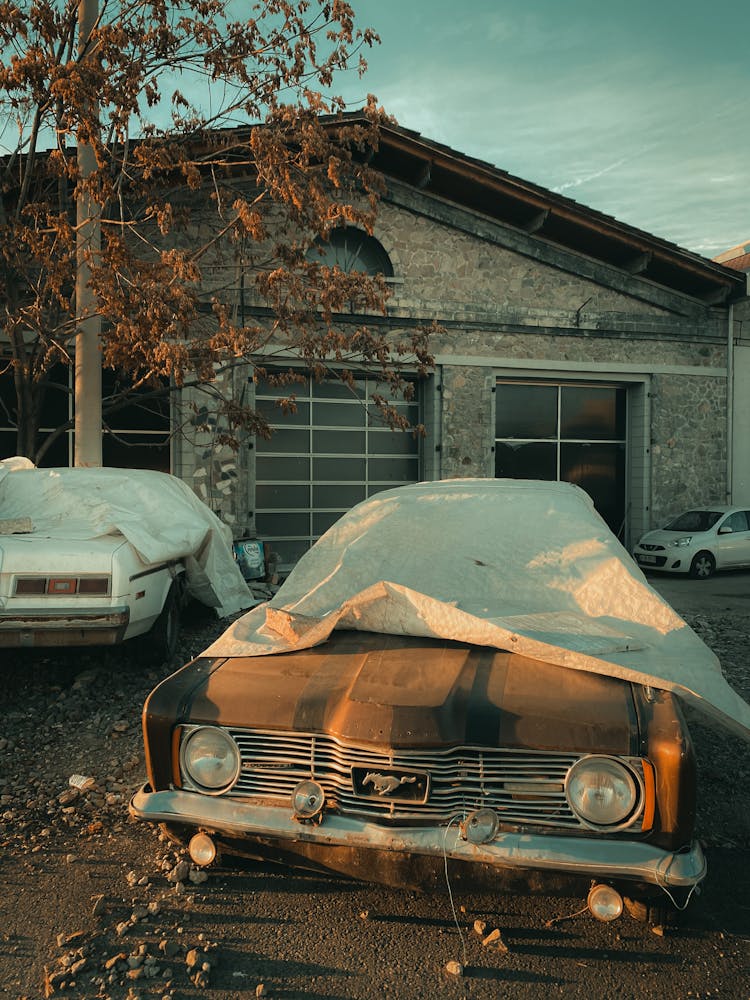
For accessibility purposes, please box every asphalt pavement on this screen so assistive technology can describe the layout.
[645,568,750,619]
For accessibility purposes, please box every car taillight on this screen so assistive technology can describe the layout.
[14,578,46,595]
[77,577,110,595]
[13,576,110,596]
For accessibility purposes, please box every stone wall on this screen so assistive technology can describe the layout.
[440,366,495,479]
[175,363,250,535]
[378,202,670,318]
[650,374,727,522]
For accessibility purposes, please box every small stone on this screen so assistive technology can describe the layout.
[188,868,208,885]
[112,720,129,733]
[473,919,487,936]
[147,900,161,915]
[126,870,139,887]
[185,948,201,970]
[193,969,210,988]
[58,788,80,807]
[55,930,85,949]
[65,853,77,864]
[116,920,131,937]
[255,984,268,997]
[168,861,190,883]
[445,960,463,977]
[105,953,126,971]
[159,939,181,959]
[482,928,509,954]
[651,924,665,937]
[91,894,106,916]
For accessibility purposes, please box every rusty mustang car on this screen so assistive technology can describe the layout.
[132,629,702,922]
[127,478,749,925]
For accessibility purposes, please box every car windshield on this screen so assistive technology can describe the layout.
[664,510,723,532]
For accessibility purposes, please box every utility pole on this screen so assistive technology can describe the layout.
[74,0,102,467]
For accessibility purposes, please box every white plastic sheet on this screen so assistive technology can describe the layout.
[206,479,750,741]
[0,460,251,617]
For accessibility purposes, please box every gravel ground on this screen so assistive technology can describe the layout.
[1,602,231,999]
[1,602,748,998]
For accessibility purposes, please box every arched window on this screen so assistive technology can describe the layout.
[308,226,393,277]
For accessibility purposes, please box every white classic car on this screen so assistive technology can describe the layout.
[0,459,251,659]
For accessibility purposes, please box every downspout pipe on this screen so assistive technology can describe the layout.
[727,303,734,505]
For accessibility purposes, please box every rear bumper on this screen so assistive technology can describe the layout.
[130,785,707,893]
[0,606,130,647]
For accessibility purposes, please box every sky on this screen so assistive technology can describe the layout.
[336,0,750,259]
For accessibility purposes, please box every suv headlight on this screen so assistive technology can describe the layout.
[565,755,639,828]
[181,726,240,794]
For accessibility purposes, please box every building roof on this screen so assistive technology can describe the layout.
[713,242,750,273]
[339,117,746,306]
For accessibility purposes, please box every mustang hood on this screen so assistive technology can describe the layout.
[204,479,750,741]
[0,458,251,617]
[191,631,638,752]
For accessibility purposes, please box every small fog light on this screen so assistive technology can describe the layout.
[292,780,325,820]
[188,832,217,867]
[587,883,624,922]
[461,808,499,844]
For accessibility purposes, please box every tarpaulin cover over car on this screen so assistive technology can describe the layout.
[0,458,251,617]
[205,479,750,741]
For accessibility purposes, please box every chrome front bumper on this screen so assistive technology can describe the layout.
[0,606,130,647]
[130,785,707,890]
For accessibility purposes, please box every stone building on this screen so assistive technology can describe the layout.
[2,121,747,568]
[215,123,745,568]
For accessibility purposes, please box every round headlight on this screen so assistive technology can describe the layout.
[181,726,240,793]
[565,755,638,827]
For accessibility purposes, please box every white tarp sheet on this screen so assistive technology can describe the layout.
[0,459,251,617]
[206,479,750,741]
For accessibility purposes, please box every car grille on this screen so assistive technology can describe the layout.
[635,553,668,567]
[227,728,591,829]
[639,543,665,552]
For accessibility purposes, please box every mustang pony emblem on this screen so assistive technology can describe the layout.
[362,772,417,796]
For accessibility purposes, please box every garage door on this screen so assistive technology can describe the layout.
[254,375,421,566]
[495,380,627,536]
